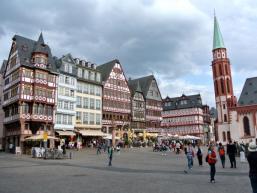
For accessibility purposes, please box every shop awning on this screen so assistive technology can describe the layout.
[103,134,120,140]
[147,133,158,137]
[56,130,76,136]
[78,130,107,137]
[24,135,59,141]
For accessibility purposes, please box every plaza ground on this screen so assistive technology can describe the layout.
[0,147,252,193]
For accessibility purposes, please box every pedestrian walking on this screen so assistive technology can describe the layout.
[207,145,217,183]
[196,145,203,166]
[227,140,237,168]
[108,146,114,166]
[240,143,246,162]
[185,143,194,170]
[247,142,257,193]
[218,143,226,168]
[176,141,181,154]
[96,143,102,155]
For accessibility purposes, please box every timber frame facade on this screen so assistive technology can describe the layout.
[2,33,58,153]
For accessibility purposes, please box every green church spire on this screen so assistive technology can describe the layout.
[213,15,225,50]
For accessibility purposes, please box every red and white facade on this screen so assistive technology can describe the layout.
[161,95,205,138]
[97,60,131,134]
[3,34,57,152]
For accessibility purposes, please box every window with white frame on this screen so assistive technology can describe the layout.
[58,101,62,109]
[96,114,101,125]
[83,97,89,109]
[96,99,101,110]
[89,113,95,125]
[64,101,69,109]
[76,112,82,121]
[76,96,82,107]
[63,115,67,124]
[68,115,72,125]
[56,114,62,124]
[83,83,89,94]
[83,112,88,124]
[96,73,100,82]
[95,86,101,96]
[90,98,95,109]
[84,70,89,79]
[70,103,74,110]
[90,85,94,95]
[69,65,72,73]
[78,68,82,77]
[77,82,82,93]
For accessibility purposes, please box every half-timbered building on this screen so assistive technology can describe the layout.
[162,94,205,138]
[128,80,146,135]
[0,61,7,150]
[2,33,58,152]
[97,59,131,135]
[131,75,162,133]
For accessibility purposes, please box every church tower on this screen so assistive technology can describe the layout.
[211,15,237,142]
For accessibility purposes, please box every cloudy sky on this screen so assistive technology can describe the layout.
[1,0,257,107]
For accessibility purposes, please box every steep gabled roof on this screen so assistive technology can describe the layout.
[129,75,154,97]
[238,77,257,106]
[8,33,57,74]
[96,59,119,81]
[163,94,202,111]
[128,79,143,97]
[1,60,7,74]
[33,32,48,54]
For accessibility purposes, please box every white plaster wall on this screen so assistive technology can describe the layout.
[229,110,240,142]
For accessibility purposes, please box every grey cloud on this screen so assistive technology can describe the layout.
[1,0,257,107]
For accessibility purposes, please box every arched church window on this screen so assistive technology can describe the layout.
[227,131,231,141]
[213,66,217,77]
[222,52,225,58]
[219,64,223,75]
[225,64,228,75]
[220,79,225,94]
[226,78,230,93]
[222,131,226,142]
[224,114,227,122]
[214,80,219,95]
[243,116,251,136]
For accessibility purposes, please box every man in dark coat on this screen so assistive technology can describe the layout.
[247,142,257,193]
[227,140,237,168]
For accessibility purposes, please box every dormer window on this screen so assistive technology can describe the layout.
[33,54,47,68]
[34,57,46,64]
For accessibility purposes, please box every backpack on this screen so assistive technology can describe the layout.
[219,148,225,156]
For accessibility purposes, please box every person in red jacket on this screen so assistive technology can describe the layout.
[208,145,217,183]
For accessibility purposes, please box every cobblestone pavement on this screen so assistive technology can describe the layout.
[0,147,252,193]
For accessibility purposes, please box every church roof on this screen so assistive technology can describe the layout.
[163,94,202,111]
[213,16,225,50]
[238,77,257,106]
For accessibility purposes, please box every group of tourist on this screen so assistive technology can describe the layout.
[181,140,257,193]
